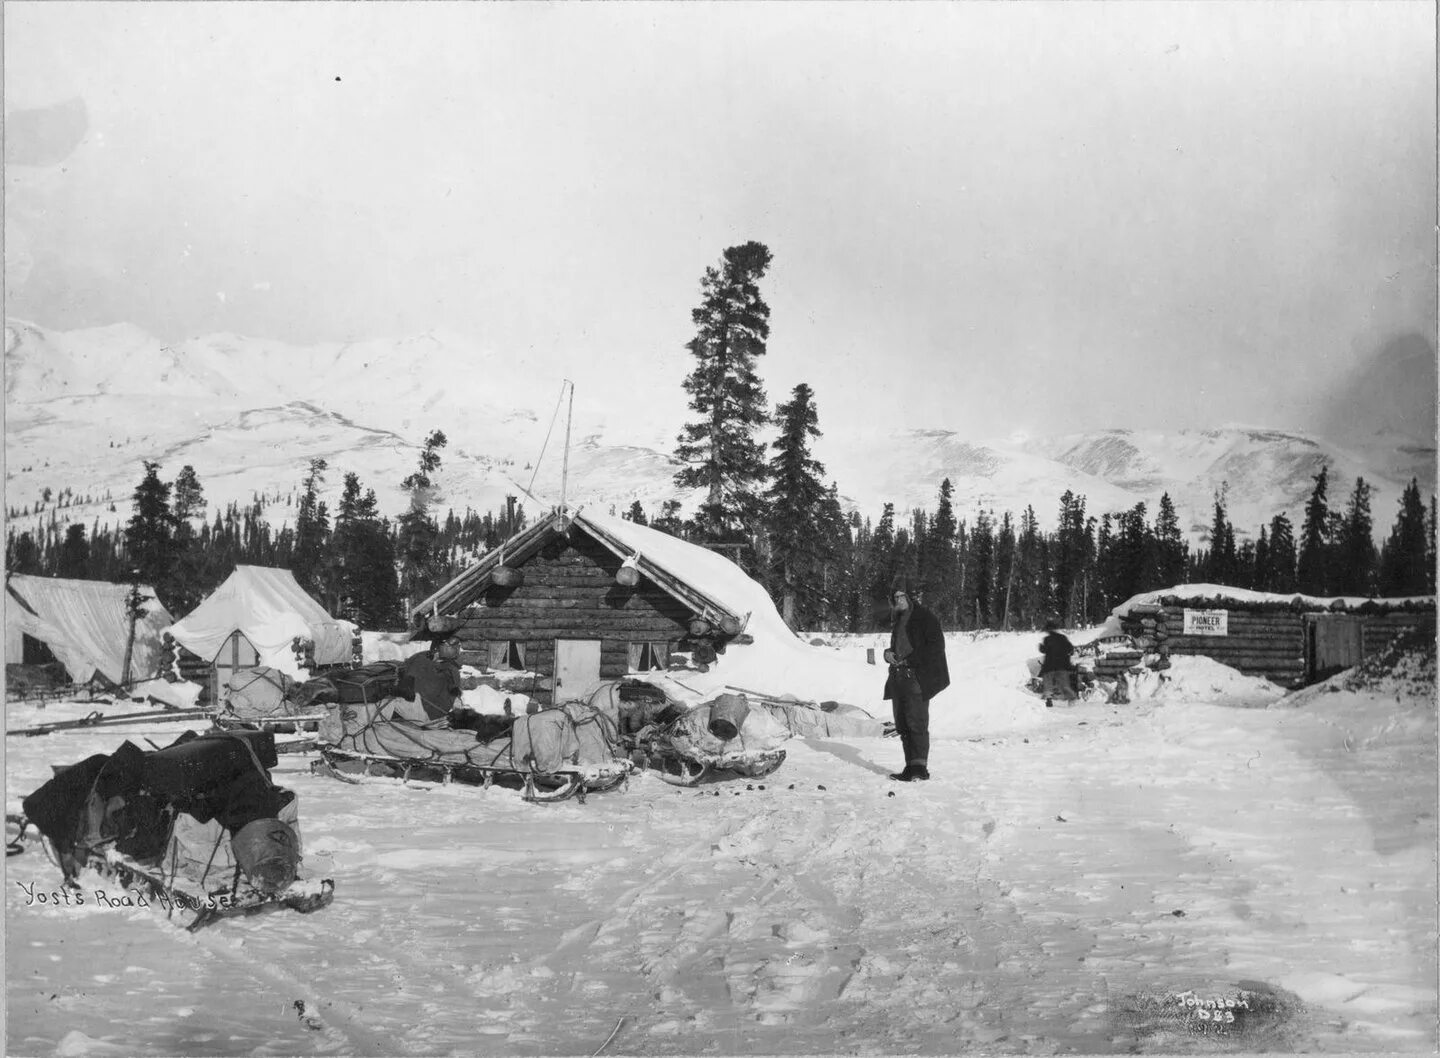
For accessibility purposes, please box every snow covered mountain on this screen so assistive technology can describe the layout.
[5,318,1433,546]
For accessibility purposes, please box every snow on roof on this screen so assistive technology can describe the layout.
[4,574,174,686]
[1110,583,1435,616]
[1083,583,1437,641]
[577,510,787,635]
[578,510,890,708]
[165,565,355,675]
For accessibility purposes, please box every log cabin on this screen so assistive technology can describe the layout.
[1113,587,1435,688]
[409,509,753,707]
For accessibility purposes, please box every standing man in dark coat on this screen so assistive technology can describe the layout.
[883,582,950,782]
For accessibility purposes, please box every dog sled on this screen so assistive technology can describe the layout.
[211,663,407,754]
[13,729,334,931]
[594,683,789,787]
[311,697,635,804]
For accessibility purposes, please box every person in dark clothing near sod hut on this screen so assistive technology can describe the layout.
[883,581,950,782]
[1038,618,1078,708]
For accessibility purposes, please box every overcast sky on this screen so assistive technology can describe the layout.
[5,2,1435,445]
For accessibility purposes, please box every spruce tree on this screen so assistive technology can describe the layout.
[624,500,648,525]
[57,523,89,579]
[1153,493,1187,588]
[966,509,996,627]
[1253,526,1271,592]
[1333,477,1376,596]
[293,458,330,596]
[1053,491,1088,624]
[927,479,959,624]
[397,430,448,607]
[1268,513,1298,592]
[1014,505,1046,629]
[334,472,402,628]
[1205,490,1237,586]
[1296,465,1331,594]
[868,503,898,612]
[764,383,831,629]
[996,511,1018,629]
[673,241,773,550]
[1379,478,1430,596]
[124,461,178,604]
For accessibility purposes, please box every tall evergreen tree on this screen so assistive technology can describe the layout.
[1053,491,1089,624]
[926,479,959,624]
[293,458,330,596]
[1150,494,1186,589]
[1205,489,1237,585]
[1296,464,1331,594]
[1013,505,1046,629]
[334,472,402,628]
[673,241,773,550]
[124,461,178,605]
[763,383,832,629]
[1267,512,1297,592]
[868,502,898,610]
[56,523,90,579]
[1379,478,1430,596]
[397,430,448,608]
[995,510,1017,629]
[1252,526,1271,592]
[966,509,996,628]
[623,500,648,525]
[1333,477,1376,596]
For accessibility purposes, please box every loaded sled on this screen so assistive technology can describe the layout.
[594,683,788,787]
[210,663,408,754]
[311,697,635,803]
[14,729,334,931]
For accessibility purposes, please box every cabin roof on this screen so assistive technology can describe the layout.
[411,509,750,635]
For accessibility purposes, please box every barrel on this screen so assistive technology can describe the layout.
[708,693,750,741]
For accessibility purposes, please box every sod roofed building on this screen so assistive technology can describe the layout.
[1107,584,1435,689]
[410,509,760,707]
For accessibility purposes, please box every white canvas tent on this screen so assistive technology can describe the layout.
[4,574,175,686]
[165,565,356,680]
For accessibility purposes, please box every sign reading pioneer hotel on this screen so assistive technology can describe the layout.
[1181,609,1229,636]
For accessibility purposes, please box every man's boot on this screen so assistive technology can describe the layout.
[889,764,925,782]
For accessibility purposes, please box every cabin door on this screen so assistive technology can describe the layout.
[553,639,602,702]
[1307,615,1363,681]
[213,630,261,705]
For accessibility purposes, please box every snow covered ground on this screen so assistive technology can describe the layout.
[6,630,1436,1056]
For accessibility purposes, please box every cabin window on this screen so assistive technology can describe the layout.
[485,640,526,671]
[627,641,670,672]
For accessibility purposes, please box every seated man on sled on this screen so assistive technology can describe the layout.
[393,634,509,741]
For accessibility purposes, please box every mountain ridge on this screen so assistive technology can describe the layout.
[5,319,1433,549]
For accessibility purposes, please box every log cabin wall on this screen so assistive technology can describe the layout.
[1159,605,1307,687]
[1151,603,1434,689]
[1357,611,1434,657]
[453,530,694,705]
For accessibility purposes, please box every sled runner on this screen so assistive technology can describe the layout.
[15,729,335,931]
[312,698,634,804]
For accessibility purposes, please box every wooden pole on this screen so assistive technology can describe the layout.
[560,379,573,514]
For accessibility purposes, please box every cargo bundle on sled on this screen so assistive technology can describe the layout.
[593,683,787,786]
[311,695,635,803]
[212,661,406,754]
[13,729,334,931]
